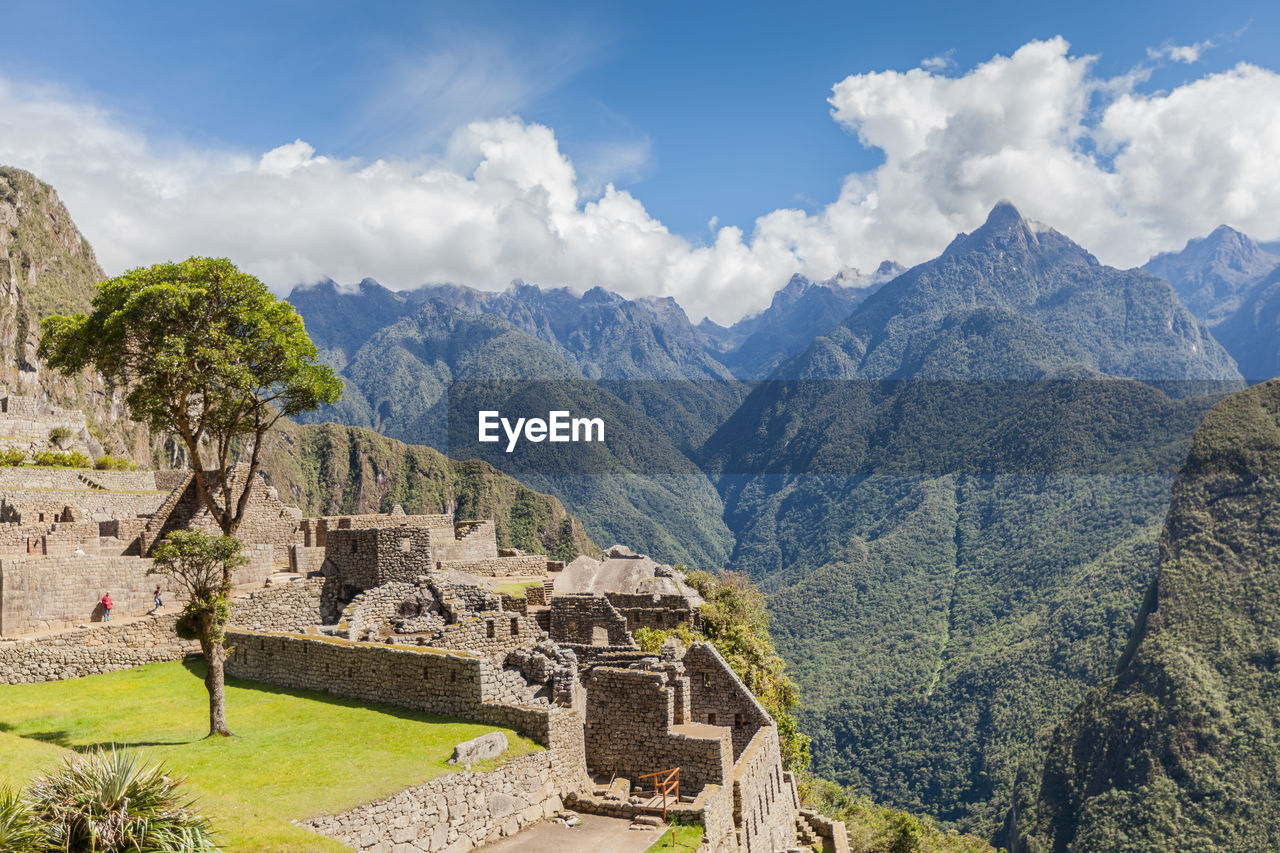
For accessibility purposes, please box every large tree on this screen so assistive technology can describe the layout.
[151,530,245,737]
[39,256,342,536]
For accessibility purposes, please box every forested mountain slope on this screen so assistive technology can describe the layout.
[1019,379,1280,853]
[257,418,595,560]
[698,202,1243,838]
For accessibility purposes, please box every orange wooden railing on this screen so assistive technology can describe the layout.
[638,767,680,819]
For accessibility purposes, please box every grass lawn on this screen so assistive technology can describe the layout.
[644,822,704,852]
[0,660,541,852]
[495,580,541,597]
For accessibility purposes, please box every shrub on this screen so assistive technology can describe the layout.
[0,785,37,852]
[0,448,25,466]
[25,747,217,852]
[32,451,92,468]
[47,426,72,447]
[94,454,138,471]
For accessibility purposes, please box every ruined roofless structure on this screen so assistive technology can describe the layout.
[0,392,842,852]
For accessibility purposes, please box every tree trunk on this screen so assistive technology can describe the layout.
[200,635,233,738]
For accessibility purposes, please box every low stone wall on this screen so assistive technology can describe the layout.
[304,752,565,853]
[0,613,196,684]
[228,577,326,633]
[223,630,577,748]
[437,555,549,578]
[304,708,587,853]
[567,781,738,853]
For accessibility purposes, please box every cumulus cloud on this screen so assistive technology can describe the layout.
[1,38,1279,324]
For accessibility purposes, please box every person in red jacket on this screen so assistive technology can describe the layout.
[101,592,113,622]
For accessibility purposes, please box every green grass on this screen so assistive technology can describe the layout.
[496,580,541,597]
[644,822,703,852]
[0,660,541,852]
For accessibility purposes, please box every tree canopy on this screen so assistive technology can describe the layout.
[39,257,342,535]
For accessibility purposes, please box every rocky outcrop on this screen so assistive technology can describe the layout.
[0,166,151,461]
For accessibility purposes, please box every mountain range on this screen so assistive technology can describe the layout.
[1143,225,1280,382]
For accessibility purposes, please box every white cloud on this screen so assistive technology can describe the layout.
[1147,40,1215,64]
[921,50,956,73]
[1,38,1280,324]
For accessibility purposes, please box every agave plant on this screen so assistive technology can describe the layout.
[24,747,218,852]
[0,784,39,852]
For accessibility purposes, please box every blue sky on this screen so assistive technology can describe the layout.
[2,1,1278,321]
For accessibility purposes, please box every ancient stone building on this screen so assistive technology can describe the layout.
[0,435,830,852]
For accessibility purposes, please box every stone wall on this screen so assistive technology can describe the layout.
[583,664,731,793]
[549,594,633,647]
[0,555,169,635]
[303,709,587,853]
[228,577,326,633]
[148,466,303,568]
[685,644,772,759]
[300,513,453,547]
[326,527,437,590]
[290,544,326,574]
[799,807,850,853]
[433,520,498,563]
[0,613,195,683]
[1,490,168,525]
[606,591,700,634]
[731,727,798,853]
[0,549,274,637]
[437,555,550,577]
[0,467,159,491]
[337,581,423,640]
[427,612,544,658]
[223,629,578,748]
[0,395,87,440]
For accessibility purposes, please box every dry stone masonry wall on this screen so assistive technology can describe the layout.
[0,613,195,683]
[584,663,732,792]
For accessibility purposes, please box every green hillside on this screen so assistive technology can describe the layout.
[1018,379,1280,852]
[257,418,596,560]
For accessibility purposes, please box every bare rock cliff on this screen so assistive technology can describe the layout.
[0,166,150,460]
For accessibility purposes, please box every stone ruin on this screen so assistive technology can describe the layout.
[0,390,841,853]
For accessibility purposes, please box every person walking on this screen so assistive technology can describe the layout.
[153,585,163,613]
[101,592,113,622]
